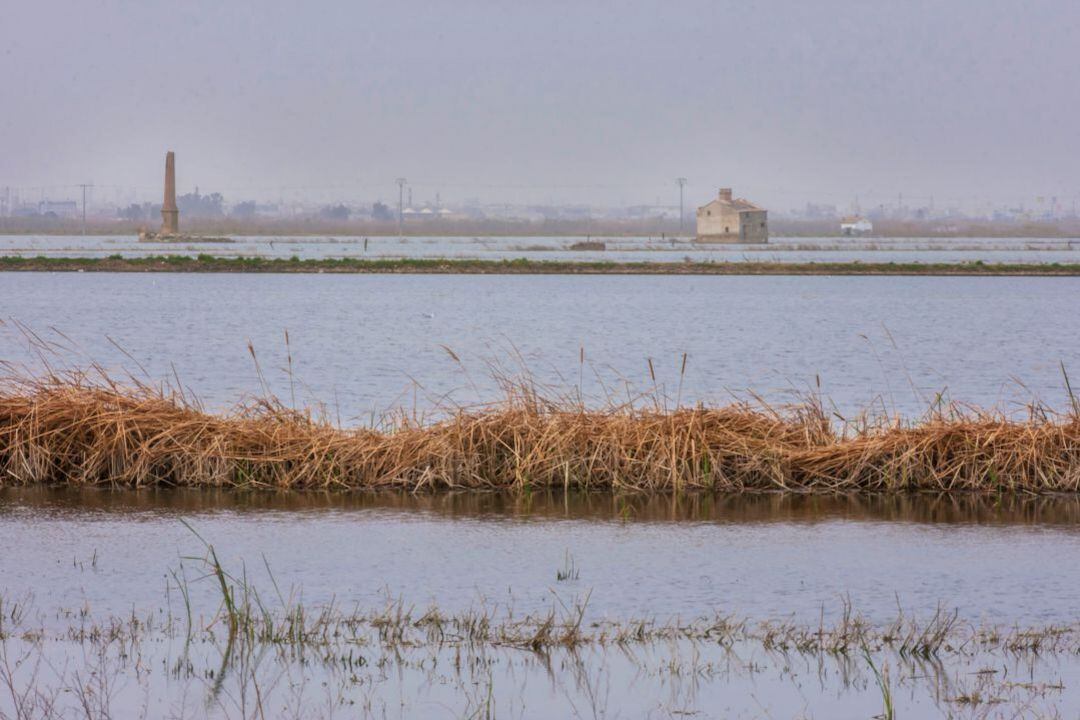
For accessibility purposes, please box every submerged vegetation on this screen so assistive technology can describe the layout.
[0,532,1076,718]
[3,253,1080,275]
[1,369,1078,493]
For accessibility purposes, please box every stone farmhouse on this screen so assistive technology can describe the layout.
[696,188,768,243]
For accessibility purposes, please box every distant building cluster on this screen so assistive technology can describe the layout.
[0,188,80,218]
[2,171,1079,232]
[401,205,456,220]
[785,195,1078,228]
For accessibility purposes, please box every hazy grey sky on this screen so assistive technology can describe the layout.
[3,0,1078,209]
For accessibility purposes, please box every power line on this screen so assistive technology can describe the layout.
[395,178,407,238]
[76,183,93,235]
[675,178,687,235]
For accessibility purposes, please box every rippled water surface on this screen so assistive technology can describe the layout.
[2,272,1078,418]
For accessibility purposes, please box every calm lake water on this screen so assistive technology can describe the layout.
[1,272,1078,418]
[3,489,1080,626]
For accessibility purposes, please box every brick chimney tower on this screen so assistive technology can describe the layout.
[718,188,733,202]
[161,151,179,235]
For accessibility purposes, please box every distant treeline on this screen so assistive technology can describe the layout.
[2,215,1079,238]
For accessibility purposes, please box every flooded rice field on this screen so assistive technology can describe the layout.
[2,271,1080,717]
[2,233,1080,264]
[2,489,1080,718]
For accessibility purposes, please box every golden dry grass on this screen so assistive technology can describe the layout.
[1,372,1078,493]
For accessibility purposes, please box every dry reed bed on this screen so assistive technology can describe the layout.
[1,376,1079,492]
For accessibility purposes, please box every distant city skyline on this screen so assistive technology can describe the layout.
[3,174,1077,220]
[4,179,1075,225]
[3,176,1076,212]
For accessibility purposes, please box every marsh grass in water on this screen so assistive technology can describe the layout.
[555,551,580,582]
[1,363,1079,494]
[0,531,1077,718]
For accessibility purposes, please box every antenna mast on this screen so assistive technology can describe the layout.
[675,178,687,235]
[396,177,407,238]
[77,183,94,235]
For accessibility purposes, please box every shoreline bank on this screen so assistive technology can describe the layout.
[3,254,1080,275]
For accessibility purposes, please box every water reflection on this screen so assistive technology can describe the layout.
[5,485,1080,629]
[6,486,1080,526]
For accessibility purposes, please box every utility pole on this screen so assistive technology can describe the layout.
[77,183,93,235]
[675,178,687,235]
[395,177,407,238]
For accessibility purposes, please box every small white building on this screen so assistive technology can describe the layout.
[840,216,873,236]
